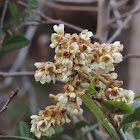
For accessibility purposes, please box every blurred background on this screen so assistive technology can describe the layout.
[0,0,140,140]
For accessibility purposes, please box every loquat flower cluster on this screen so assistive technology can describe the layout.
[31,24,135,138]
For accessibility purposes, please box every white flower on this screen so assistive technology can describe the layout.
[62,58,73,68]
[35,71,43,82]
[79,108,83,114]
[90,62,100,72]
[70,92,76,98]
[45,65,56,72]
[80,53,85,59]
[69,42,79,54]
[72,109,79,115]
[71,108,83,116]
[87,46,92,53]
[79,60,85,65]
[113,41,120,47]
[37,120,49,132]
[30,116,54,139]
[112,52,123,63]
[34,62,43,68]
[69,85,74,91]
[65,118,71,123]
[39,74,52,84]
[55,46,60,53]
[62,75,69,83]
[58,94,65,101]
[61,96,68,105]
[40,74,48,84]
[50,43,56,48]
[99,54,114,65]
[99,55,114,72]
[76,97,82,105]
[74,66,80,71]
[123,90,135,105]
[51,33,59,46]
[53,24,64,35]
[103,44,111,53]
[82,66,91,74]
[46,75,52,83]
[110,73,118,80]
[80,30,93,41]
[108,87,135,106]
[104,64,115,73]
[58,93,68,105]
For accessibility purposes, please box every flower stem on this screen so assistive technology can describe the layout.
[90,70,109,86]
[116,129,127,140]
[83,93,119,140]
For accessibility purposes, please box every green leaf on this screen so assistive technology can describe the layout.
[94,132,103,140]
[8,2,20,25]
[81,78,96,94]
[101,101,134,115]
[82,123,99,136]
[122,101,140,132]
[90,77,96,89]
[1,35,29,52]
[133,126,140,139]
[19,121,30,137]
[89,77,96,93]
[0,136,34,140]
[54,125,64,134]
[74,120,88,130]
[82,94,119,140]
[22,0,39,21]
[134,94,140,100]
[61,135,74,140]
[81,83,90,89]
[120,107,140,127]
[122,123,132,133]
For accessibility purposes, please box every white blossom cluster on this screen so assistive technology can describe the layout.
[30,105,70,139]
[106,87,135,105]
[49,77,84,117]
[34,24,123,84]
[31,24,135,139]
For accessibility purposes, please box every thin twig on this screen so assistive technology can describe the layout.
[90,70,109,86]
[112,8,123,27]
[45,1,98,12]
[56,0,97,4]
[109,0,140,25]
[115,53,140,67]
[106,15,132,43]
[0,88,19,115]
[17,0,99,39]
[0,0,9,28]
[0,71,35,77]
